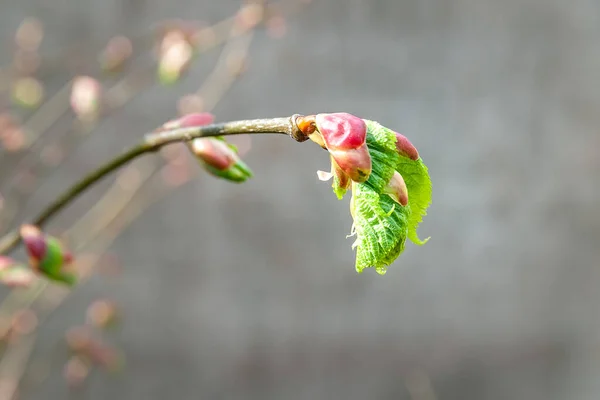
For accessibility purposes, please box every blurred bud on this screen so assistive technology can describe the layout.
[15,18,44,52]
[157,30,193,85]
[157,19,199,45]
[20,225,77,286]
[100,36,133,73]
[393,131,419,160]
[0,256,18,272]
[70,76,102,122]
[63,355,90,388]
[161,112,215,130]
[65,326,92,352]
[0,256,36,288]
[310,113,371,183]
[384,171,409,206]
[86,300,119,329]
[191,138,253,183]
[235,3,264,32]
[1,125,26,152]
[12,77,44,108]
[0,113,13,132]
[87,342,124,372]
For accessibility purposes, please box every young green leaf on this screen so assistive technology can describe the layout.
[343,120,431,274]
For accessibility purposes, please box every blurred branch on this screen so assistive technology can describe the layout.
[0,11,250,232]
[0,114,303,254]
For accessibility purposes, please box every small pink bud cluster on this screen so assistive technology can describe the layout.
[301,113,421,209]
[299,113,371,193]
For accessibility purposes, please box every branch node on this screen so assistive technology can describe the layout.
[289,114,309,143]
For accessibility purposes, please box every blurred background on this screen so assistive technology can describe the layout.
[0,0,599,399]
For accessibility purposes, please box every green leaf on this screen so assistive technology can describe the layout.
[39,237,77,286]
[351,183,409,275]
[396,157,431,245]
[347,120,432,274]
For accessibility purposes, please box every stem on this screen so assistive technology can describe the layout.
[0,115,307,255]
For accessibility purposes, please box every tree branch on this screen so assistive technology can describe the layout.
[0,115,308,255]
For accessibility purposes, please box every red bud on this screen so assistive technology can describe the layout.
[162,112,215,130]
[394,131,419,160]
[19,225,46,262]
[315,113,367,150]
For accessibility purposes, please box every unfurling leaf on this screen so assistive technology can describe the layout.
[318,116,432,275]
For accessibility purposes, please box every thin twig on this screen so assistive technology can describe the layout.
[0,115,305,255]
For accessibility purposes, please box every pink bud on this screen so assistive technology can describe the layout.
[86,299,119,329]
[328,146,371,183]
[315,113,367,150]
[314,113,371,183]
[158,31,193,84]
[384,171,409,206]
[64,356,90,388]
[19,224,46,262]
[100,36,133,72]
[162,112,214,130]
[394,131,419,160]
[191,138,236,171]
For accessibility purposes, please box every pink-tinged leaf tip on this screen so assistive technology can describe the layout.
[384,171,409,206]
[394,131,419,160]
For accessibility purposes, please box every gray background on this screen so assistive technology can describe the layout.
[2,0,600,399]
